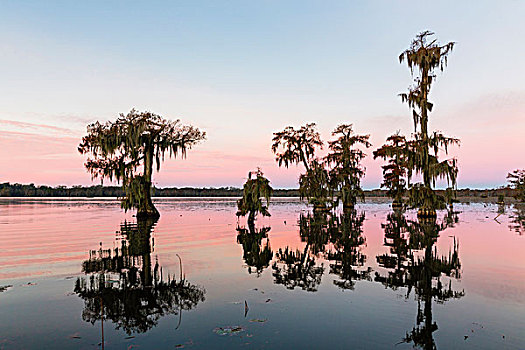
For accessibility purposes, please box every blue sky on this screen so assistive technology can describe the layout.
[0,1,524,188]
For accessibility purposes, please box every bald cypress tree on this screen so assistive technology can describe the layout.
[237,169,273,224]
[399,31,459,217]
[79,109,206,218]
[325,124,371,210]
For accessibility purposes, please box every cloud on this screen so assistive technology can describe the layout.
[0,119,80,137]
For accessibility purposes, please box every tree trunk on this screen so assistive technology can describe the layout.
[247,211,256,227]
[313,203,330,212]
[342,202,354,211]
[137,144,160,219]
[420,66,434,212]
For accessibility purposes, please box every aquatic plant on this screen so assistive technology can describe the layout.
[78,109,206,218]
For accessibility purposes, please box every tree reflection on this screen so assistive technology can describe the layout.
[75,218,205,335]
[509,204,525,235]
[271,210,369,292]
[299,211,330,256]
[326,210,371,290]
[236,223,273,276]
[272,212,327,292]
[375,212,463,349]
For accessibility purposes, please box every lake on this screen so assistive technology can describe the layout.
[0,198,524,349]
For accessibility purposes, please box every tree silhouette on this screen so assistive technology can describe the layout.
[326,211,371,290]
[325,124,371,210]
[271,123,322,170]
[75,218,205,335]
[272,123,331,210]
[79,109,206,218]
[236,224,273,276]
[236,169,273,224]
[272,212,328,292]
[298,159,333,210]
[399,31,459,217]
[374,212,463,349]
[373,132,408,209]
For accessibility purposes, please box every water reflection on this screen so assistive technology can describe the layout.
[272,212,327,292]
[3,199,525,349]
[375,212,464,349]
[74,218,205,336]
[271,210,370,292]
[509,204,525,235]
[241,208,465,348]
[236,223,273,276]
[326,211,371,290]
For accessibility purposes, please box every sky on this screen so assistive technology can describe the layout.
[0,0,523,189]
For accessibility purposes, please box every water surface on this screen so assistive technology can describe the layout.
[0,198,524,349]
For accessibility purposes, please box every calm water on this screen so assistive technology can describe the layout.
[0,198,524,349]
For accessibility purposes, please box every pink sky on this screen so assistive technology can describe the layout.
[1,93,523,189]
[1,2,524,189]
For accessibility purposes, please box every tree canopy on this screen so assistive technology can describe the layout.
[236,169,273,223]
[373,132,408,207]
[397,31,459,215]
[78,109,206,218]
[325,124,371,209]
[271,123,322,170]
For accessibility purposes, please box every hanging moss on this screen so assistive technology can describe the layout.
[236,169,273,223]
[373,132,408,207]
[79,109,206,218]
[325,124,371,209]
[398,31,459,213]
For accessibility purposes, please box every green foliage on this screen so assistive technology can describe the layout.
[406,184,448,212]
[404,133,460,186]
[271,123,322,170]
[399,31,459,212]
[78,109,205,216]
[325,124,371,209]
[507,169,525,202]
[299,159,333,209]
[272,123,371,210]
[399,30,455,135]
[236,169,273,222]
[272,123,330,209]
[373,133,408,205]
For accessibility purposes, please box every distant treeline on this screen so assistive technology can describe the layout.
[0,182,518,199]
[0,183,297,197]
